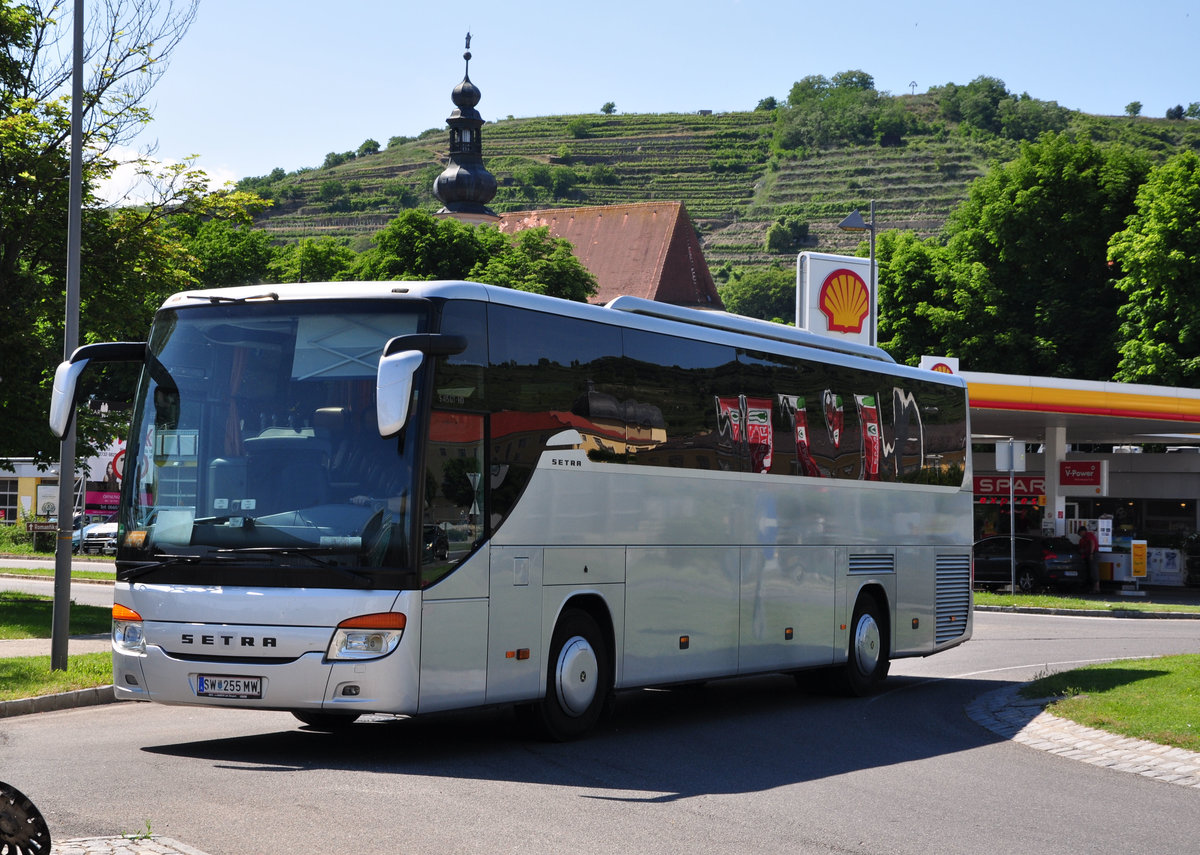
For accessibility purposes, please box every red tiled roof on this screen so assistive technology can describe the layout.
[498,202,724,309]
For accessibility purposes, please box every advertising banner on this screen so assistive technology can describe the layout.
[1059,460,1108,495]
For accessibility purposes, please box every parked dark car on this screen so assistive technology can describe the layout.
[973,534,1086,592]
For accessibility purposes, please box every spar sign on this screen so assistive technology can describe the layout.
[796,252,874,346]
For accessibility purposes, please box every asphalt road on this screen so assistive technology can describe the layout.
[0,571,115,609]
[2,610,1198,855]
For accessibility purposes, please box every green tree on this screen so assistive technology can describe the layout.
[352,210,489,280]
[0,0,202,464]
[470,227,598,302]
[267,237,357,283]
[875,230,949,364]
[350,211,596,302]
[318,179,344,202]
[1125,101,1143,117]
[777,70,880,150]
[600,102,616,115]
[357,138,381,157]
[1109,151,1200,384]
[933,133,1148,378]
[717,267,794,323]
[179,219,275,287]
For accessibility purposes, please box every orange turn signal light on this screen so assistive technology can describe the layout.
[337,612,406,630]
[112,604,142,621]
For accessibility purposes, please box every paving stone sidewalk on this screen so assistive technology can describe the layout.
[967,683,1200,788]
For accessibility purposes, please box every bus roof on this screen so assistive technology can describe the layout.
[162,280,930,375]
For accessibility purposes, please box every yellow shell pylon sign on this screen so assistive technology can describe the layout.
[818,268,869,334]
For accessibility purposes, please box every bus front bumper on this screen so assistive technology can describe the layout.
[113,641,421,716]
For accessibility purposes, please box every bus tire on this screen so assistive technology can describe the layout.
[535,609,610,741]
[840,594,889,696]
[292,711,360,731]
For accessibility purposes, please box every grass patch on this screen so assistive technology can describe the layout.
[0,652,112,701]
[973,590,1200,614]
[1020,655,1200,752]
[0,565,115,582]
[0,592,112,639]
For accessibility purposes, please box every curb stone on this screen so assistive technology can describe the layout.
[0,685,119,718]
[967,683,1200,789]
[974,604,1200,619]
[52,836,213,855]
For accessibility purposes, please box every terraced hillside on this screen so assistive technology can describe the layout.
[244,108,1145,275]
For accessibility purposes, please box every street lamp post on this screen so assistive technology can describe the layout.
[51,0,85,672]
[837,200,876,347]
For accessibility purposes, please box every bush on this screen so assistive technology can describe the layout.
[0,514,37,554]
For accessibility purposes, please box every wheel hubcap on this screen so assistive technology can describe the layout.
[852,613,881,675]
[555,635,598,717]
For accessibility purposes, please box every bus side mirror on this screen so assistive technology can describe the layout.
[49,359,90,439]
[49,342,147,438]
[375,333,468,436]
[376,350,424,436]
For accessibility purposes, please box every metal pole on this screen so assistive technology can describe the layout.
[868,199,876,348]
[1009,439,1017,593]
[52,0,85,671]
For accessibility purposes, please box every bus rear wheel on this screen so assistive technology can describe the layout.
[534,609,610,741]
[841,595,890,696]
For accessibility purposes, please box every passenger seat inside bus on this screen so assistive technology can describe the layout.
[315,406,361,500]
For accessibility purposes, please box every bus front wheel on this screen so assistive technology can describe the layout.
[534,609,610,741]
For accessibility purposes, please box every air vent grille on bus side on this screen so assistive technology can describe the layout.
[849,554,896,575]
[935,554,972,644]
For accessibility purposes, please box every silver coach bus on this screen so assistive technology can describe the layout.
[51,281,973,739]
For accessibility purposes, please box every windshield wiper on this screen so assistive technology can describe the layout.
[216,547,375,586]
[121,552,247,580]
[195,292,279,304]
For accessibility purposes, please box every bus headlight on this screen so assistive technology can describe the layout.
[327,612,406,660]
[113,603,146,653]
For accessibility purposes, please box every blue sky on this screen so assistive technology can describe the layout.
[122,0,1199,189]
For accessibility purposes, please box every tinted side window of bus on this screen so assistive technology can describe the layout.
[434,300,488,411]
[487,304,624,523]
[622,329,742,472]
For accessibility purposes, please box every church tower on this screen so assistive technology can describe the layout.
[433,33,498,223]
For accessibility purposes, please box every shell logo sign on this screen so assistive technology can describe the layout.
[818,268,870,334]
[918,355,959,374]
[796,252,874,346]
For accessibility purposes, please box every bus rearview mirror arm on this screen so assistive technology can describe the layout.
[49,342,147,438]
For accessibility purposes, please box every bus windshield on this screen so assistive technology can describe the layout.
[117,300,429,589]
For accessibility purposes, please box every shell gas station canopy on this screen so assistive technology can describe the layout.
[962,370,1200,539]
[964,372,1200,446]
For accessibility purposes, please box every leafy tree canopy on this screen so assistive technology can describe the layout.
[1109,150,1200,384]
[718,266,794,323]
[347,210,596,302]
[877,133,1149,377]
[0,0,284,467]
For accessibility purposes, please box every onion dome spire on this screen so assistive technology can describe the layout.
[433,32,498,222]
